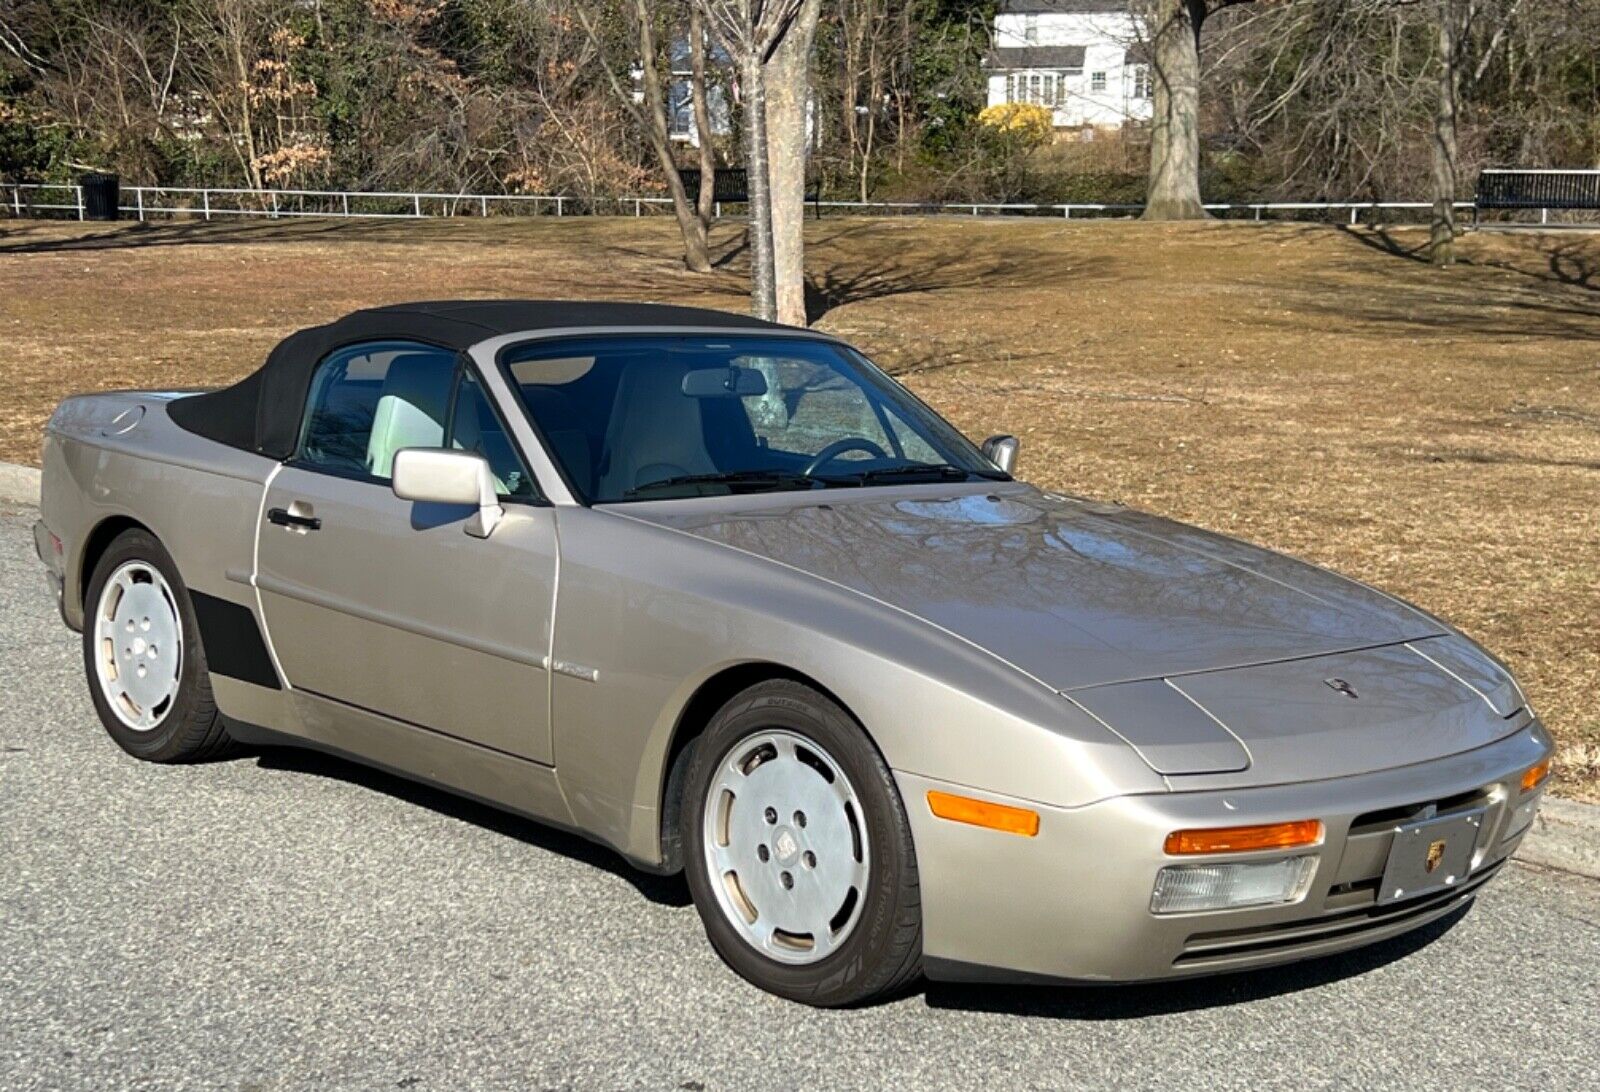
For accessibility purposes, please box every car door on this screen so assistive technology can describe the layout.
[254,339,558,764]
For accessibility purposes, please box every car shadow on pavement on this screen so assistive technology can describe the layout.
[249,745,693,909]
[920,904,1471,1019]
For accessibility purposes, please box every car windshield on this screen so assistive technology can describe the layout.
[499,335,1006,503]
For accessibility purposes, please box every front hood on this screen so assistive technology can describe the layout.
[626,485,1446,692]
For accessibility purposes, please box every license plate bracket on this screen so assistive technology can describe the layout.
[1378,807,1486,904]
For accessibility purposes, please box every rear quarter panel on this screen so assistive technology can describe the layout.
[42,393,288,727]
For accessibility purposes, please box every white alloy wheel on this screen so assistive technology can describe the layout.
[92,560,184,732]
[701,729,871,964]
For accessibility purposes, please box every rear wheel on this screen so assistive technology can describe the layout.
[682,680,922,1006]
[82,529,236,763]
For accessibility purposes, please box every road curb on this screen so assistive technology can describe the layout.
[1,459,1596,879]
[0,459,41,506]
[1516,796,1600,880]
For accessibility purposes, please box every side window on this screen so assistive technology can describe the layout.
[448,372,538,501]
[298,341,457,480]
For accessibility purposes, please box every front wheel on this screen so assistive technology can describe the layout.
[82,528,236,763]
[681,680,923,1006]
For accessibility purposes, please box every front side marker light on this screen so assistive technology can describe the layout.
[1164,819,1324,856]
[926,790,1040,837]
[1520,758,1551,793]
[1151,855,1319,915]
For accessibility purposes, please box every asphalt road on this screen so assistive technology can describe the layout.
[2,506,1597,1092]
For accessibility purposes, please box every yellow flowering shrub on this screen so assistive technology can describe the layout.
[977,103,1054,145]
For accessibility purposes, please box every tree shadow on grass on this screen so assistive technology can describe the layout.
[249,744,692,909]
[1248,224,1600,343]
[923,902,1471,1018]
[1337,222,1600,296]
[0,216,405,254]
[802,220,1074,324]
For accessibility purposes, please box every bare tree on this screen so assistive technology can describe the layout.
[1143,0,1255,221]
[766,0,820,327]
[1430,0,1469,266]
[688,6,718,237]
[0,12,51,75]
[575,1,714,272]
[839,0,891,204]
[693,0,809,322]
[1430,0,1521,264]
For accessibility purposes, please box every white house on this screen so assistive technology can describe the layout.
[632,38,733,149]
[985,1,1152,133]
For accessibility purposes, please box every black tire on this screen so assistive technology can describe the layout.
[81,528,237,763]
[681,679,923,1006]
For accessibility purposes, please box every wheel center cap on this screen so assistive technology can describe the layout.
[130,636,147,656]
[772,826,801,865]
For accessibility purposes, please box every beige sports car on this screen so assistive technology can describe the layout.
[35,300,1552,1006]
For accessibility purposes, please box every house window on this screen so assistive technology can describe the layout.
[1090,71,1107,93]
[667,80,693,140]
[1023,15,1040,44]
[1006,71,1069,109]
[1132,65,1152,100]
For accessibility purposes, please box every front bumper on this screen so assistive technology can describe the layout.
[898,717,1552,983]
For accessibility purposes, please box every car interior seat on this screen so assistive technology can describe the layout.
[365,353,454,479]
[596,359,714,498]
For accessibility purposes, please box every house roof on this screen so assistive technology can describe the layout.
[987,45,1087,71]
[998,1,1132,14]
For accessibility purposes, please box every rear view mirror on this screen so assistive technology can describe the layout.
[682,365,769,398]
[392,448,504,538]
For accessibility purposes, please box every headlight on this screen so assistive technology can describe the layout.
[1150,855,1319,915]
[1502,792,1542,843]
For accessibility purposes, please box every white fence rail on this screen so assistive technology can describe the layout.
[3,181,1482,225]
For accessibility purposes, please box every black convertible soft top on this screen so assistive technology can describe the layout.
[168,300,783,460]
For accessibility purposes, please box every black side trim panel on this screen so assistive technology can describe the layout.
[189,590,281,689]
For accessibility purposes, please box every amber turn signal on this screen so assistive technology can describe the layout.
[1521,758,1552,792]
[1163,819,1324,856]
[927,791,1040,837]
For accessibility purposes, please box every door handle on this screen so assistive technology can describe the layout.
[268,507,322,531]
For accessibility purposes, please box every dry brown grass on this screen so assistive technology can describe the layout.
[2,215,1596,799]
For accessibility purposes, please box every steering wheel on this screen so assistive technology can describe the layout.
[803,437,890,477]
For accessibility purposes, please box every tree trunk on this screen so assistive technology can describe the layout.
[1431,0,1462,267]
[689,7,717,233]
[741,52,778,321]
[765,0,820,326]
[631,0,711,272]
[1143,0,1208,221]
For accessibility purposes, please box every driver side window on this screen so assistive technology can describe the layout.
[299,341,458,480]
[297,341,537,500]
[449,372,538,501]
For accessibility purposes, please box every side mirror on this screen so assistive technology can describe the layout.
[981,434,1019,475]
[392,448,504,538]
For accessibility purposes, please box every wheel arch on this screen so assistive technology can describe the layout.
[655,661,865,874]
[78,514,155,608]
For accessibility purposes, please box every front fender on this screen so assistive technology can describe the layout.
[548,508,1162,866]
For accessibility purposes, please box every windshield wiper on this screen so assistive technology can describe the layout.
[624,470,817,497]
[817,463,980,485]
